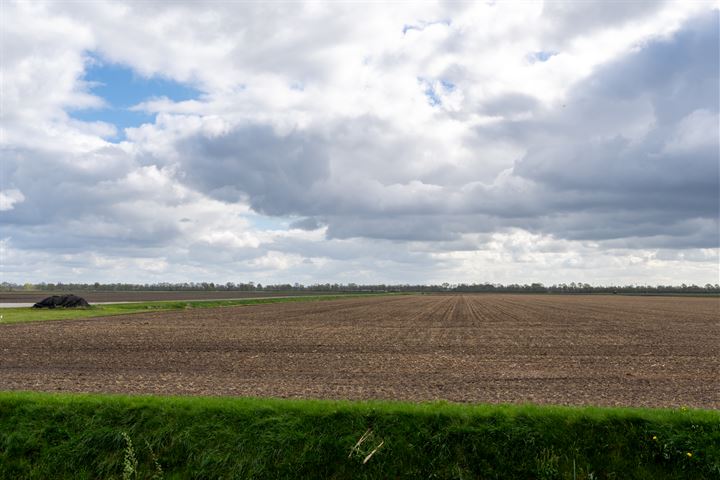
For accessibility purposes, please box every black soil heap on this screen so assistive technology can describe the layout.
[33,294,91,309]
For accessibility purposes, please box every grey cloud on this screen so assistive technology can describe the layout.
[173,115,465,217]
[579,15,717,125]
[517,137,717,213]
[167,12,718,249]
[536,213,717,249]
[290,217,323,230]
[0,143,189,254]
[1,145,135,226]
[184,242,265,265]
[479,93,539,117]
[177,124,330,214]
[269,234,442,267]
[509,13,719,247]
[324,214,462,242]
[316,212,530,243]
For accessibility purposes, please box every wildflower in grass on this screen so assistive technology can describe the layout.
[121,432,138,480]
[652,435,657,441]
[687,452,692,458]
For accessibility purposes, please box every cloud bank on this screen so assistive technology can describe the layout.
[1,1,718,284]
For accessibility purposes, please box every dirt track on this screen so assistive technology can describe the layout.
[1,294,718,408]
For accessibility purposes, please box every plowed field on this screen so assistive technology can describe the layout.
[1,294,718,407]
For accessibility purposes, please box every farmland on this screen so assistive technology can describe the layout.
[1,294,717,408]
[0,290,348,304]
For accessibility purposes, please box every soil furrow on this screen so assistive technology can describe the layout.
[1,294,717,408]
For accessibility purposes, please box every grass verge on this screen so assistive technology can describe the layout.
[0,294,396,325]
[1,392,718,479]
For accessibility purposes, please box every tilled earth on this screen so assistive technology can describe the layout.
[1,294,718,408]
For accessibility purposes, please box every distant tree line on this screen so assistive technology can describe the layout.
[2,281,718,294]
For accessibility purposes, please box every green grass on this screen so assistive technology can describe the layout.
[0,294,396,325]
[0,392,718,479]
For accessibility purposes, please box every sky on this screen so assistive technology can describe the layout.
[1,0,718,286]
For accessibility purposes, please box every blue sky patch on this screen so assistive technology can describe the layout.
[440,79,455,92]
[251,215,289,231]
[528,51,558,63]
[424,85,442,106]
[419,78,455,107]
[70,56,201,139]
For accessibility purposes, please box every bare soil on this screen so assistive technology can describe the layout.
[1,294,717,408]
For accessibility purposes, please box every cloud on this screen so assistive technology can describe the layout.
[539,0,671,44]
[510,13,719,247]
[158,11,717,249]
[176,124,331,213]
[0,190,25,211]
[1,1,717,284]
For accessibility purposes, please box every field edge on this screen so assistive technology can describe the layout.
[1,391,718,479]
[0,293,408,325]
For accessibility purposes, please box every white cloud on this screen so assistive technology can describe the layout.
[664,109,719,153]
[1,1,718,285]
[0,190,25,211]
